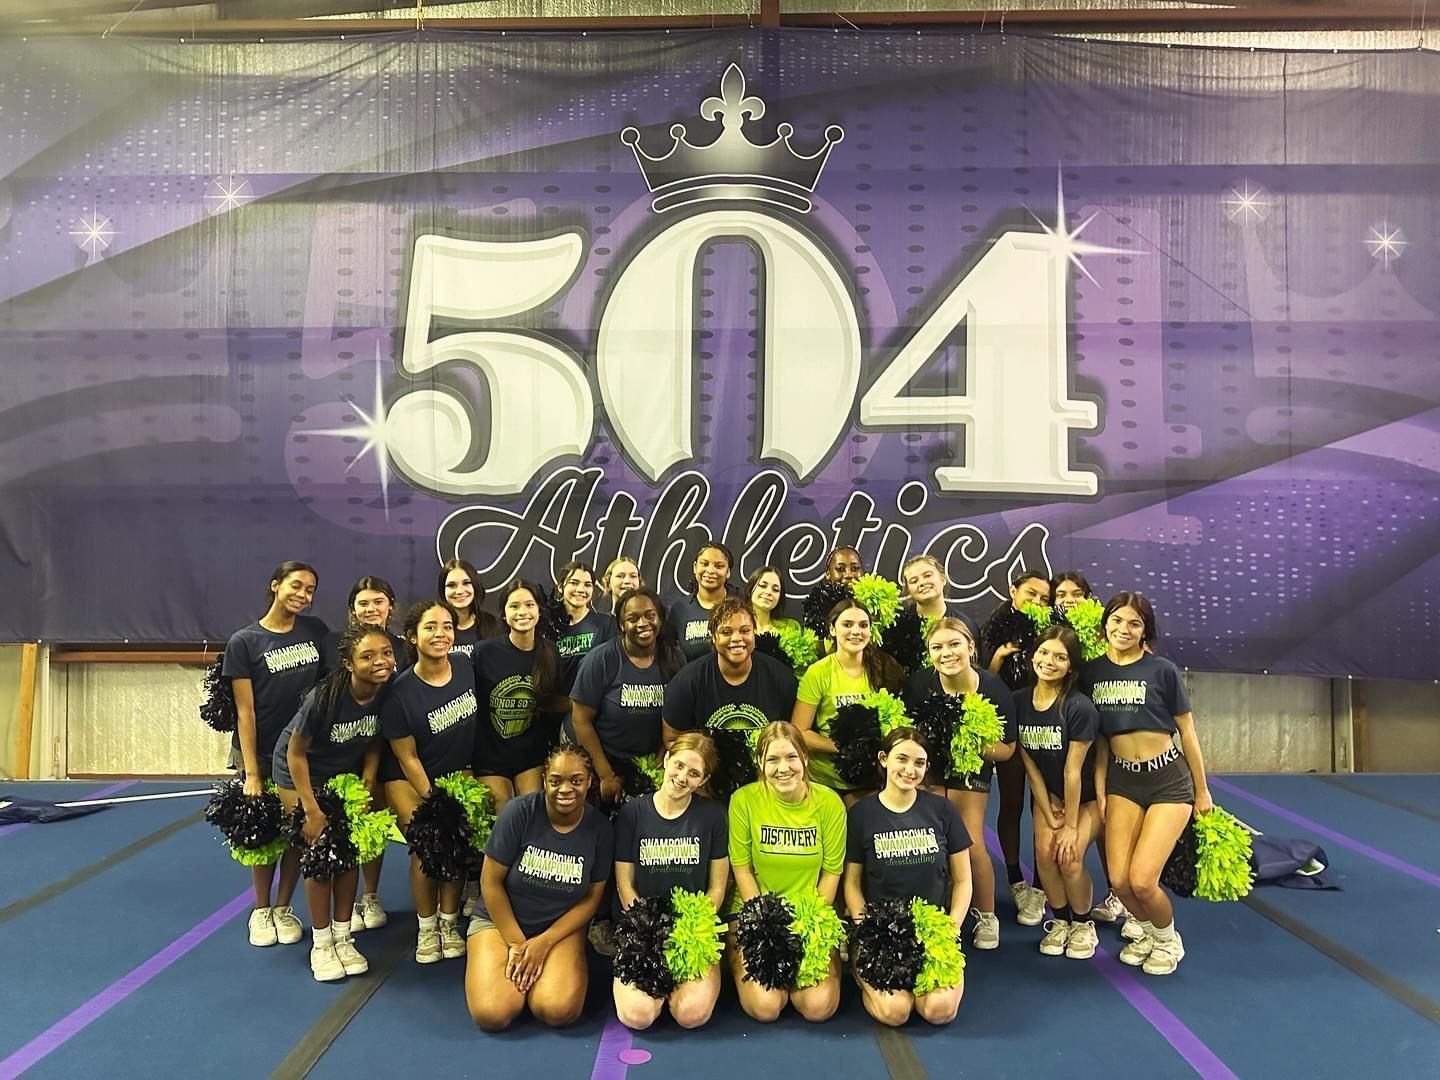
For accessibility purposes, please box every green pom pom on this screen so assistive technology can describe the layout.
[324,773,395,865]
[1193,807,1256,901]
[776,623,820,678]
[631,753,666,792]
[435,772,496,852]
[851,574,901,642]
[910,898,964,995]
[948,692,1005,778]
[863,689,911,738]
[1021,602,1053,636]
[1062,598,1107,662]
[665,887,723,984]
[788,888,847,989]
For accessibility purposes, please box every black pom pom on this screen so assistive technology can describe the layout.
[295,788,360,882]
[205,778,285,849]
[406,787,473,882]
[831,703,884,788]
[1161,817,1200,898]
[536,585,570,644]
[802,580,854,641]
[613,896,676,999]
[707,730,759,801]
[886,605,928,677]
[853,897,925,992]
[735,894,802,990]
[981,605,1035,688]
[752,632,786,665]
[908,689,955,783]
[199,656,237,733]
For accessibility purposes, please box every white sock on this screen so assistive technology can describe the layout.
[312,925,332,947]
[418,913,438,931]
[332,920,353,944]
[361,892,379,904]
[1137,919,1155,936]
[1151,921,1176,942]
[438,910,459,926]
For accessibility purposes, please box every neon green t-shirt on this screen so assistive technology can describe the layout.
[796,653,873,790]
[727,780,847,905]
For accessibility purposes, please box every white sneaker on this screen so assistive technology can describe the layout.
[439,919,466,959]
[1011,882,1046,926]
[416,926,442,964]
[1142,931,1185,976]
[1091,891,1129,924]
[587,919,617,958]
[310,943,345,982]
[332,934,370,976]
[248,907,277,947]
[272,905,304,945]
[1038,919,1071,956]
[356,894,387,930]
[1118,932,1155,966]
[1120,917,1147,942]
[970,909,1000,950]
[1065,920,1099,960]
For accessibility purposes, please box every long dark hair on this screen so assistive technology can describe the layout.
[310,624,392,740]
[744,564,791,617]
[500,579,560,698]
[1031,624,1084,704]
[616,586,686,680]
[438,558,501,638]
[402,600,459,665]
[826,600,903,693]
[556,560,597,613]
[346,575,395,625]
[1050,570,1093,603]
[265,560,317,611]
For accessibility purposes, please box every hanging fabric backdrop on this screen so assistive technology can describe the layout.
[0,30,1436,678]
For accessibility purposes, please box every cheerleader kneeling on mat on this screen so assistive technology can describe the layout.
[844,727,971,1026]
[466,743,612,1032]
[612,732,729,1030]
[1015,625,1103,960]
[275,624,394,981]
[728,720,847,1023]
[1084,592,1213,976]
[381,601,479,965]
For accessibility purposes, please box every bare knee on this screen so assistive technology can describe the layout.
[616,998,661,1031]
[530,993,584,1028]
[866,995,913,1027]
[671,998,716,1030]
[740,992,786,1023]
[1128,875,1162,904]
[793,990,839,1024]
[916,991,961,1026]
[470,1000,520,1033]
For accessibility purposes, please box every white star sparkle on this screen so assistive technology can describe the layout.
[1029,170,1131,287]
[1365,222,1407,269]
[306,344,397,519]
[206,177,254,214]
[1222,181,1270,223]
[69,208,114,260]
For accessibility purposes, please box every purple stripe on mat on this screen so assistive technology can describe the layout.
[984,828,1237,1080]
[589,1013,638,1080]
[0,889,251,1077]
[0,781,138,841]
[1209,777,1440,891]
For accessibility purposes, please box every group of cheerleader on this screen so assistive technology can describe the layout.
[217,542,1210,1025]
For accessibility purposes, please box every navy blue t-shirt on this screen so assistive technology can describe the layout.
[556,611,613,664]
[663,652,797,733]
[450,624,479,662]
[472,636,552,777]
[668,595,717,662]
[613,794,727,917]
[379,663,478,783]
[846,790,971,909]
[222,615,329,760]
[272,684,382,789]
[1014,689,1099,802]
[476,792,613,938]
[568,639,668,762]
[1082,654,1191,738]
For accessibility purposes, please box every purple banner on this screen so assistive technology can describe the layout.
[0,31,1436,678]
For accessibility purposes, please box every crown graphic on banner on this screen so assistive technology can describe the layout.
[621,64,844,214]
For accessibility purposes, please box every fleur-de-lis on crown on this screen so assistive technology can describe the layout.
[701,65,765,133]
[620,64,844,215]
